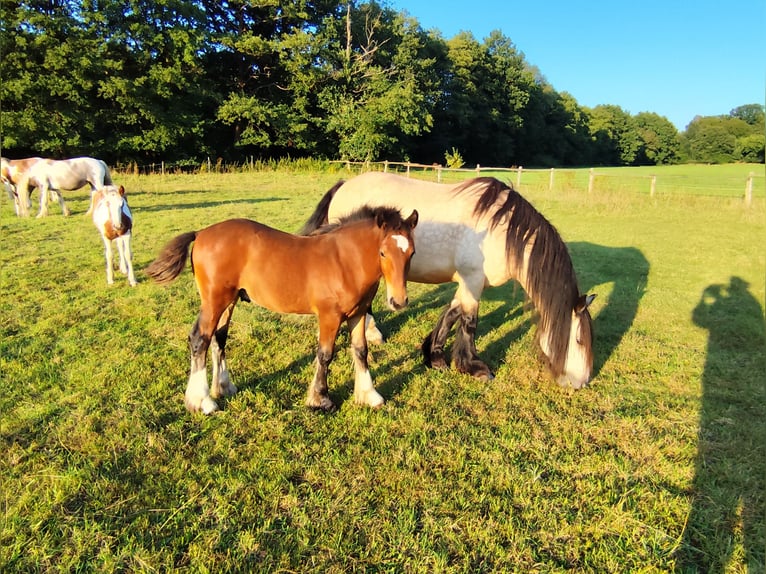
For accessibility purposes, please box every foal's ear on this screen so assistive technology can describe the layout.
[405,209,418,229]
[118,185,126,196]
[576,293,596,313]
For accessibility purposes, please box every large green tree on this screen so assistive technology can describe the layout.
[633,112,681,165]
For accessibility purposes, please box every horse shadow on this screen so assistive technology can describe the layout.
[675,277,766,571]
[376,241,650,388]
[567,242,649,377]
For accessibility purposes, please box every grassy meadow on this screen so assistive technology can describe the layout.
[1,163,764,572]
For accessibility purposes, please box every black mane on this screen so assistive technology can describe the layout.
[307,204,409,236]
[453,177,590,376]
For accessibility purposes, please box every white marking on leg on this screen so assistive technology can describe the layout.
[365,313,383,345]
[185,368,218,414]
[354,369,384,408]
[392,234,410,253]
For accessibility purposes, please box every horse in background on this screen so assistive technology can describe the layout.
[15,157,112,217]
[146,206,418,415]
[92,185,136,287]
[1,156,42,215]
[301,172,595,389]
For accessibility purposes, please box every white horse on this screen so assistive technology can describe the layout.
[16,157,112,217]
[92,185,136,287]
[1,157,43,215]
[302,172,595,389]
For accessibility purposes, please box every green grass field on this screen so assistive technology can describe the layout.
[1,164,764,572]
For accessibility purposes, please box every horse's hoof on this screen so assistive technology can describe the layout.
[355,389,384,408]
[307,395,336,413]
[185,395,219,414]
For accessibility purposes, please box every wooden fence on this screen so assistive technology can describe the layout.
[330,160,764,205]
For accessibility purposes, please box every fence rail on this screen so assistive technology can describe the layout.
[117,158,764,204]
[328,160,764,204]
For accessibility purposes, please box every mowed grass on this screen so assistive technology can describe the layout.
[0,165,763,572]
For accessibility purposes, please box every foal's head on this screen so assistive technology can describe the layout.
[93,185,131,237]
[375,208,418,310]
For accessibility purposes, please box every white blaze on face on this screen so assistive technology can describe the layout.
[392,234,410,253]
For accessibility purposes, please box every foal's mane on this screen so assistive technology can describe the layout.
[453,177,590,375]
[309,204,408,236]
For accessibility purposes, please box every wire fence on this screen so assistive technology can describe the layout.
[116,158,764,205]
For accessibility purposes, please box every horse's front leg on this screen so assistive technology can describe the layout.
[210,302,237,400]
[422,300,462,369]
[306,314,339,412]
[101,235,115,285]
[348,314,384,407]
[55,189,71,216]
[185,313,219,414]
[116,235,137,286]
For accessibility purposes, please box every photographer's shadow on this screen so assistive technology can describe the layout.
[676,277,765,571]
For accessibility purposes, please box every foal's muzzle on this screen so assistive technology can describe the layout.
[388,296,409,311]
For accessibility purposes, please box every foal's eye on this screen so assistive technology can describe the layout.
[379,250,386,258]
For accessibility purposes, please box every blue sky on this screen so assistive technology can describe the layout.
[388,0,765,131]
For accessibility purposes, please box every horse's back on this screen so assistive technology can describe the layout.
[192,219,319,313]
[329,172,504,285]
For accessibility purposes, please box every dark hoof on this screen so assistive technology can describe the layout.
[422,335,449,369]
[456,362,494,382]
[307,395,337,413]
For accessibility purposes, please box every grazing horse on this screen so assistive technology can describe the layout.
[16,157,112,217]
[301,172,595,389]
[1,156,42,215]
[92,185,136,287]
[146,206,418,414]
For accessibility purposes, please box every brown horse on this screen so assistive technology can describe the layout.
[146,206,418,414]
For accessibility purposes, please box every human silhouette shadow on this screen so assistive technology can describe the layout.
[675,277,766,571]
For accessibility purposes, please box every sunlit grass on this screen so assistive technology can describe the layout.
[0,166,763,571]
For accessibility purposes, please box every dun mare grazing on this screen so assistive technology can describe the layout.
[92,185,136,287]
[1,156,42,215]
[15,157,112,217]
[301,172,595,389]
[146,206,418,414]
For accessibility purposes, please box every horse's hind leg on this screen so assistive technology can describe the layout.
[453,310,494,381]
[186,305,227,414]
[210,302,238,400]
[349,314,384,408]
[306,314,340,412]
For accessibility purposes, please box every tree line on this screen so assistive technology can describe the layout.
[1,0,763,167]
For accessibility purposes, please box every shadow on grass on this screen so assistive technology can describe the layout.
[675,277,766,571]
[135,196,287,213]
[371,241,649,389]
[567,242,649,378]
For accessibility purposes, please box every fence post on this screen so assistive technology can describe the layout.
[650,175,656,198]
[476,164,481,177]
[746,172,753,206]
[549,168,554,190]
[406,162,411,177]
[161,161,165,176]
[516,166,522,188]
[437,166,442,183]
[383,160,389,173]
[588,168,594,193]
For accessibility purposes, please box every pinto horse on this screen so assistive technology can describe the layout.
[92,185,136,287]
[16,157,112,217]
[301,172,595,389]
[1,157,42,215]
[146,206,418,414]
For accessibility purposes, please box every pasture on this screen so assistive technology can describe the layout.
[1,164,764,572]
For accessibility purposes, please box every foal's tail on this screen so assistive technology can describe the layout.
[145,231,197,285]
[298,180,344,235]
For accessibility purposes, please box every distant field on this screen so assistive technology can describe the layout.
[385,162,765,198]
[1,165,763,572]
